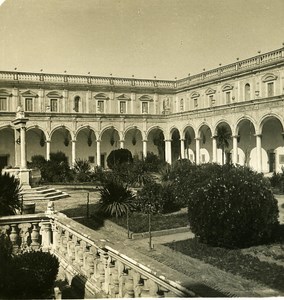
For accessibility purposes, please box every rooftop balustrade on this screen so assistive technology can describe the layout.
[0,208,195,298]
[0,46,283,91]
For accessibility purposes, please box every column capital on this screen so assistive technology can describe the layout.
[211,135,217,139]
[254,133,262,138]
[164,139,172,142]
[195,137,201,141]
[96,139,102,143]
[142,139,148,143]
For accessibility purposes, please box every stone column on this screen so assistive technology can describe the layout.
[120,140,125,149]
[46,140,50,161]
[255,134,262,172]
[212,136,217,163]
[20,126,27,169]
[165,139,172,164]
[195,138,201,165]
[96,140,101,167]
[180,139,185,159]
[232,135,238,165]
[71,139,76,166]
[142,140,147,159]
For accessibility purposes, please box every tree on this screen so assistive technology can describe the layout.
[0,173,21,216]
[136,181,163,250]
[216,125,231,165]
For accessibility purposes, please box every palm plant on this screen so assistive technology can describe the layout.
[98,177,135,218]
[216,125,231,165]
[0,173,21,216]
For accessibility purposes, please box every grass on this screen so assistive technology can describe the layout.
[166,238,284,293]
[108,211,188,233]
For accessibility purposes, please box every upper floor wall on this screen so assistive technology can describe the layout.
[0,46,284,116]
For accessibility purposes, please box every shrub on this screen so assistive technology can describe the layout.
[0,234,13,296]
[98,176,135,218]
[187,164,279,248]
[27,155,46,169]
[0,173,21,216]
[160,182,183,213]
[106,149,133,169]
[135,181,164,214]
[74,159,91,182]
[144,152,167,172]
[42,151,73,183]
[8,251,59,299]
[113,160,153,187]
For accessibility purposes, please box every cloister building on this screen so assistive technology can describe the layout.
[1,45,284,173]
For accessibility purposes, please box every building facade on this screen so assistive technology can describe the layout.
[1,46,284,173]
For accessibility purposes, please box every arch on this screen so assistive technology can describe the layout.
[94,93,109,100]
[99,125,121,140]
[169,126,181,136]
[0,123,13,131]
[50,125,73,140]
[145,125,165,140]
[196,122,213,138]
[259,113,284,133]
[117,94,131,101]
[46,91,62,98]
[0,89,12,97]
[139,95,153,102]
[244,83,251,101]
[235,115,257,135]
[75,125,97,140]
[74,95,80,112]
[27,125,48,140]
[222,83,234,91]
[261,73,278,82]
[123,125,143,139]
[213,120,233,136]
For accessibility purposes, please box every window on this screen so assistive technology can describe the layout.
[74,96,80,112]
[180,99,184,111]
[120,101,126,113]
[226,91,231,104]
[50,99,58,112]
[25,98,33,111]
[244,83,250,101]
[194,98,198,107]
[0,97,7,111]
[209,95,215,107]
[142,102,148,114]
[97,101,104,113]
[267,82,274,97]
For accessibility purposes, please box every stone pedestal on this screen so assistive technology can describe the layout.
[2,168,31,189]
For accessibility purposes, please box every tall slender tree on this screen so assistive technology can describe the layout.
[216,125,231,165]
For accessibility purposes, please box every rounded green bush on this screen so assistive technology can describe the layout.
[106,149,133,169]
[188,164,279,248]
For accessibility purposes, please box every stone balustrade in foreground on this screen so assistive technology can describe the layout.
[0,211,195,298]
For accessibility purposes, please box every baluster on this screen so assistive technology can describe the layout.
[76,240,86,271]
[124,274,135,298]
[10,224,19,254]
[0,225,10,236]
[60,230,69,255]
[109,263,120,298]
[91,251,101,288]
[31,222,40,250]
[55,225,63,252]
[82,245,95,277]
[132,271,143,298]
[40,221,52,251]
[67,235,77,263]
[18,223,31,251]
[147,278,159,297]
[140,275,151,298]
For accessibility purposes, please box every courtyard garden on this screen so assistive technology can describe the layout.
[1,149,284,296]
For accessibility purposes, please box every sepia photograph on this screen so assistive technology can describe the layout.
[0,0,284,298]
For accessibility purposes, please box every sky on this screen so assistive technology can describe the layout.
[0,0,284,80]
